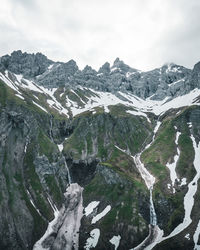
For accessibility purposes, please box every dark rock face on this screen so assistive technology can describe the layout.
[0,110,34,250]
[39,60,195,100]
[98,62,111,74]
[68,159,98,186]
[0,50,53,78]
[190,61,200,89]
[0,104,69,250]
[37,59,79,87]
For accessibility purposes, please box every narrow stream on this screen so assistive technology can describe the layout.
[135,123,200,249]
[131,120,163,250]
[64,159,72,184]
[149,187,157,226]
[49,115,54,142]
[116,119,163,249]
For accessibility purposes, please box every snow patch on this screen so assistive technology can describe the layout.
[15,94,24,100]
[15,74,23,83]
[91,205,111,224]
[185,233,190,240]
[115,145,128,154]
[111,67,120,72]
[168,78,184,86]
[32,101,48,113]
[126,110,151,123]
[154,121,162,134]
[21,78,44,93]
[126,72,137,77]
[133,154,155,189]
[193,220,200,249]
[84,201,100,216]
[57,144,63,152]
[166,131,181,192]
[84,229,100,249]
[43,88,69,117]
[0,71,20,92]
[180,178,187,186]
[70,90,123,117]
[33,95,39,100]
[109,235,121,250]
[48,64,54,70]
[26,190,42,217]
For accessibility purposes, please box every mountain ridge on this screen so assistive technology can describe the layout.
[0,50,197,100]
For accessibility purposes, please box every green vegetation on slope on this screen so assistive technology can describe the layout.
[83,169,148,234]
[24,142,53,221]
[64,110,152,161]
[44,174,63,205]
[38,130,58,162]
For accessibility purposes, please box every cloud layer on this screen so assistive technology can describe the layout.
[0,0,200,70]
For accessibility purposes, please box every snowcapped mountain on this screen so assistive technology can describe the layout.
[0,51,200,250]
[0,50,196,99]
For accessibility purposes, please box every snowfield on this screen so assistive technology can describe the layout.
[1,71,200,121]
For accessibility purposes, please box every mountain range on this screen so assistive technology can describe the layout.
[0,50,200,250]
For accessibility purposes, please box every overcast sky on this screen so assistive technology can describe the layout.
[0,0,200,71]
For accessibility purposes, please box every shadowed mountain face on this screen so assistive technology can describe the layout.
[0,51,200,250]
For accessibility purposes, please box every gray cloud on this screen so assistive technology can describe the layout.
[0,0,200,71]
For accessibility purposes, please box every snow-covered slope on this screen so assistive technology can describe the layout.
[1,70,200,122]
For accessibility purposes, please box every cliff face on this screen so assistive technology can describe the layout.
[0,99,70,249]
[0,51,200,249]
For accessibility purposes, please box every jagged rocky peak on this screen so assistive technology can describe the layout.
[0,50,53,78]
[162,62,180,72]
[0,50,199,101]
[161,62,191,76]
[98,62,110,74]
[111,57,138,73]
[191,61,200,89]
[62,59,79,74]
[193,61,200,72]
[156,63,192,89]
[82,65,97,74]
[36,59,79,87]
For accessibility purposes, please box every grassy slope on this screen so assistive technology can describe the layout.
[141,107,198,235]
